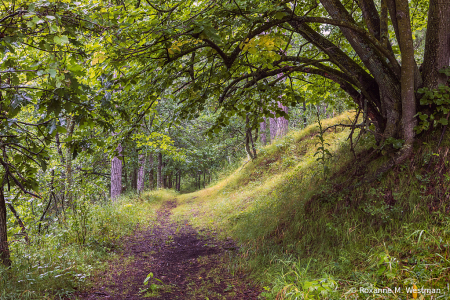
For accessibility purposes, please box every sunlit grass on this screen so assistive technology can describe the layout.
[169,111,450,299]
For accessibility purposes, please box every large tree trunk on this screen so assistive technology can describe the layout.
[422,0,450,89]
[111,143,123,201]
[148,154,154,190]
[0,186,11,267]
[137,153,146,193]
[157,152,162,189]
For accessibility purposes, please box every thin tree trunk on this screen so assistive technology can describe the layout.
[260,118,267,145]
[111,142,123,201]
[203,171,206,188]
[148,154,154,190]
[157,153,162,189]
[396,0,416,147]
[0,186,11,267]
[65,116,76,207]
[137,153,146,193]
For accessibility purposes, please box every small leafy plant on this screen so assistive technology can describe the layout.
[140,272,163,297]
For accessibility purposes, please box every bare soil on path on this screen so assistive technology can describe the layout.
[73,200,263,300]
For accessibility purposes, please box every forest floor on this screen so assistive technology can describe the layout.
[72,199,262,300]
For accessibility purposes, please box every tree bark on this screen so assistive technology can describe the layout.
[137,153,146,193]
[0,186,11,267]
[157,152,162,189]
[396,0,416,147]
[276,101,289,137]
[111,143,123,201]
[422,0,450,89]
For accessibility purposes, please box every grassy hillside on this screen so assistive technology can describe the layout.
[165,111,450,299]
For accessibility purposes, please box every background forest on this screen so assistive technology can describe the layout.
[1,0,449,299]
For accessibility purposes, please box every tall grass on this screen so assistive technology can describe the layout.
[0,192,162,300]
[169,111,450,299]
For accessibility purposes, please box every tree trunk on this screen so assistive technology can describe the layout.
[260,118,267,145]
[0,186,11,267]
[65,116,76,207]
[111,143,123,201]
[276,101,289,138]
[148,154,154,190]
[157,153,162,189]
[422,0,450,89]
[396,0,416,147]
[176,171,181,192]
[131,167,137,191]
[137,153,146,193]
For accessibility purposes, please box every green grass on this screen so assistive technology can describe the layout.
[0,192,164,300]
[166,111,450,299]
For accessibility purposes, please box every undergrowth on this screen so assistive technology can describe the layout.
[0,191,164,300]
[169,111,450,299]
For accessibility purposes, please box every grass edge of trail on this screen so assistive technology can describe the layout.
[166,112,450,299]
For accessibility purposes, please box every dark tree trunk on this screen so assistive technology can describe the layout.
[131,168,138,191]
[111,143,123,201]
[422,0,450,89]
[0,186,11,267]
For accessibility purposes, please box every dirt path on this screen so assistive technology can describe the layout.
[73,200,263,299]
